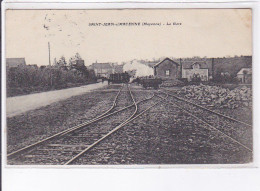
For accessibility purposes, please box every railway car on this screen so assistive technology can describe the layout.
[109,72,130,83]
[140,78,162,89]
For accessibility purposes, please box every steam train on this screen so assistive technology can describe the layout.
[109,72,130,83]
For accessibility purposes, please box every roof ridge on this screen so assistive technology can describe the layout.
[153,57,179,68]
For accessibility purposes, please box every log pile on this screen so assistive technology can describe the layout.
[176,85,252,109]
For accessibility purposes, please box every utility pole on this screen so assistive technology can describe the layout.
[48,42,51,66]
[48,42,53,87]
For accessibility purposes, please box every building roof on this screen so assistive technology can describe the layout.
[153,57,179,68]
[6,58,26,67]
[92,63,113,70]
[237,68,252,75]
[142,62,158,68]
[182,61,209,69]
[114,65,124,73]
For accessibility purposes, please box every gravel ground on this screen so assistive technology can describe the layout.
[99,84,122,90]
[8,85,143,165]
[8,106,136,165]
[7,84,252,165]
[212,107,252,125]
[72,100,252,165]
[7,89,120,153]
[166,96,253,149]
[130,85,156,103]
[112,85,133,111]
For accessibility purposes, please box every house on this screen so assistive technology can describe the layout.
[182,62,209,81]
[6,58,26,68]
[237,68,252,84]
[153,58,180,79]
[114,65,124,73]
[90,62,114,78]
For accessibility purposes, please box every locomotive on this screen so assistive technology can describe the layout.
[109,72,130,83]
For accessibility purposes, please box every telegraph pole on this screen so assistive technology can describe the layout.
[48,42,53,86]
[48,42,51,66]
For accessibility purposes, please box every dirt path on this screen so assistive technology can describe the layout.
[6,82,108,117]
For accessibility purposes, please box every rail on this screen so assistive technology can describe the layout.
[161,89,252,127]
[156,93,252,152]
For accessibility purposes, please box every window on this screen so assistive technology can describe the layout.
[166,70,170,76]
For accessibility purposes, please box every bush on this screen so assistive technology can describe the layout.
[7,66,97,97]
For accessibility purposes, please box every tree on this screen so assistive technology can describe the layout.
[57,56,67,67]
[68,53,83,70]
[75,52,82,60]
[69,57,74,69]
[53,58,57,66]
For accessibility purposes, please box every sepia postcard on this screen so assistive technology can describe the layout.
[3,8,253,166]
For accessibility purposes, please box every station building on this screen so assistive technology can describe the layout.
[153,58,180,79]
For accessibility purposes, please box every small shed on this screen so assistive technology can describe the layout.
[153,58,180,79]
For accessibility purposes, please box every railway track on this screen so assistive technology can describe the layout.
[158,91,253,153]
[8,84,250,165]
[67,91,168,165]
[8,84,160,165]
[63,84,138,165]
[162,89,252,127]
[7,84,124,160]
[64,89,168,165]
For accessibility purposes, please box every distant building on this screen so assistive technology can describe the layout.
[153,58,180,79]
[90,62,115,78]
[182,62,209,81]
[237,68,252,84]
[114,65,124,73]
[6,58,26,68]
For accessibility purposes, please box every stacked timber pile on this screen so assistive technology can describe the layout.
[176,85,252,109]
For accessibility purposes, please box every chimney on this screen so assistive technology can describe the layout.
[48,42,51,66]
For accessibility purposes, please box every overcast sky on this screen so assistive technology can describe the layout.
[6,9,252,66]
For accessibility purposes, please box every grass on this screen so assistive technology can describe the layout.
[7,81,97,97]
